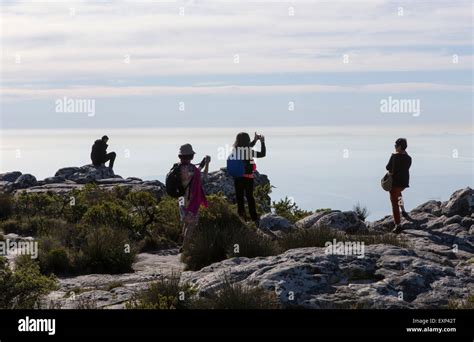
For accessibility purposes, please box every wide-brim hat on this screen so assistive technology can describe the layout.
[179,143,196,156]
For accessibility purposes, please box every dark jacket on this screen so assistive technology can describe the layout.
[244,140,266,175]
[91,139,108,165]
[386,153,412,188]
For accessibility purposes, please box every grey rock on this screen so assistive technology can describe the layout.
[315,211,366,233]
[55,167,80,178]
[0,171,22,182]
[441,187,473,217]
[43,176,66,184]
[182,242,473,309]
[411,200,442,216]
[259,213,293,232]
[295,209,335,229]
[13,174,37,189]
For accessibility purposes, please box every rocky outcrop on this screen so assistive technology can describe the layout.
[441,187,473,217]
[294,209,366,233]
[55,165,120,184]
[181,188,473,309]
[181,243,473,309]
[1,166,271,209]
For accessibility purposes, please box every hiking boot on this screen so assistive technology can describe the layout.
[392,224,403,234]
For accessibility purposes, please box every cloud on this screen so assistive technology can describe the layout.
[2,82,471,101]
[1,0,472,85]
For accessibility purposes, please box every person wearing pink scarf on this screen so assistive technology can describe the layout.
[177,143,210,251]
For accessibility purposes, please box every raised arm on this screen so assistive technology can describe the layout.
[253,137,266,158]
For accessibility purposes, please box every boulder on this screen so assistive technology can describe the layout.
[295,209,335,229]
[13,174,37,189]
[55,167,80,178]
[0,171,22,182]
[67,165,121,184]
[259,213,293,233]
[411,200,442,216]
[441,187,473,217]
[43,176,66,184]
[314,210,366,233]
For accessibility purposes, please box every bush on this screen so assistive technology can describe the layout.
[353,203,370,221]
[0,193,13,220]
[202,277,280,309]
[0,256,57,309]
[78,225,136,274]
[272,197,313,223]
[127,273,280,310]
[39,224,136,275]
[81,202,132,231]
[278,226,346,251]
[39,245,73,275]
[127,272,195,309]
[0,216,68,237]
[278,226,407,251]
[181,196,278,271]
[14,192,65,220]
[254,183,273,214]
[447,294,474,309]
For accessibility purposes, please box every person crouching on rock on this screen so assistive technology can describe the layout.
[90,135,116,170]
[178,143,210,251]
[232,132,266,227]
[386,138,412,234]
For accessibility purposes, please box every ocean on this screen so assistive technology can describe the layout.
[1,125,472,220]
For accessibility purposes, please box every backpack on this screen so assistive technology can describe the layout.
[166,163,191,198]
[226,154,245,178]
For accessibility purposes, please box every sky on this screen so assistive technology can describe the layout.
[0,0,473,129]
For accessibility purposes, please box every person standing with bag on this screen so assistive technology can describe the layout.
[229,132,266,227]
[165,143,210,252]
[385,138,412,234]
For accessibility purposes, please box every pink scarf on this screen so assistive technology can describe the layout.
[185,165,208,215]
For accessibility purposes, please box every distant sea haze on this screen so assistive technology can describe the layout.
[1,125,472,220]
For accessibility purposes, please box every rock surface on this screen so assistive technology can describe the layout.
[43,249,183,309]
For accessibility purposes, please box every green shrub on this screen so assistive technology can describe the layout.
[353,203,370,222]
[278,227,407,251]
[154,196,181,243]
[14,192,64,220]
[39,246,73,275]
[181,196,278,271]
[0,256,57,309]
[126,191,159,237]
[0,216,68,237]
[78,225,136,274]
[81,202,132,231]
[254,183,273,214]
[272,197,313,223]
[447,294,474,309]
[127,272,195,309]
[202,278,280,309]
[39,224,136,275]
[278,226,346,251]
[0,193,13,220]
